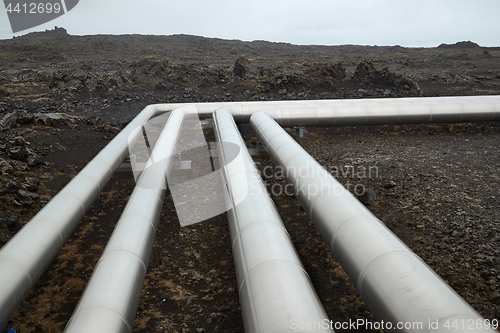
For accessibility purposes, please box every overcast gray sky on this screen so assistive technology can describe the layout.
[1,0,499,46]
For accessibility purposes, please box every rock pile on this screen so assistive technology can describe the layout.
[0,110,79,130]
[1,136,40,166]
[352,60,422,96]
[305,62,346,81]
[0,135,42,243]
[233,55,249,78]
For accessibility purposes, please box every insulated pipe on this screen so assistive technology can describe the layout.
[250,110,496,333]
[199,95,500,123]
[115,96,500,124]
[0,104,167,328]
[63,109,184,333]
[213,108,332,333]
[2,95,500,327]
[261,96,500,127]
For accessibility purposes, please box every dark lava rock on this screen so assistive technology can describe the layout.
[130,57,170,85]
[7,136,26,147]
[0,88,10,98]
[0,112,18,130]
[19,301,35,316]
[130,57,170,74]
[35,323,48,332]
[6,216,18,232]
[0,110,34,130]
[352,60,421,95]
[233,55,249,78]
[17,189,38,201]
[26,148,41,166]
[307,62,346,81]
[15,110,35,124]
[198,77,213,89]
[384,180,397,188]
[357,187,377,206]
[34,113,78,128]
[0,158,14,174]
[158,291,169,300]
[267,71,304,91]
[1,136,40,166]
[5,136,27,160]
[422,237,432,246]
[4,180,20,194]
[49,69,87,91]
[7,146,27,160]
[155,82,169,91]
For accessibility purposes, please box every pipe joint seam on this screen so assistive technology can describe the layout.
[98,249,148,273]
[237,259,311,293]
[356,250,422,295]
[67,306,132,332]
[230,219,292,247]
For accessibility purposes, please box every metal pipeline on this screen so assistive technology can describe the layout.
[202,95,500,123]
[2,95,500,328]
[213,108,332,333]
[250,110,496,333]
[94,95,500,124]
[258,95,500,127]
[0,104,168,327]
[63,108,184,333]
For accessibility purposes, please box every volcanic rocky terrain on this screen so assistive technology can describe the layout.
[0,28,499,332]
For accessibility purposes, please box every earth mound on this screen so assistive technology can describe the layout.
[352,60,422,96]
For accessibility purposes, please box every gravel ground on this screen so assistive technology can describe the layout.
[283,121,500,323]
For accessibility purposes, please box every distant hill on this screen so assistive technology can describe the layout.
[437,41,482,49]
[14,26,69,39]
